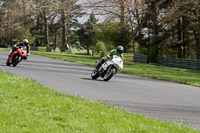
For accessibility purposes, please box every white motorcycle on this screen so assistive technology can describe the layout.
[91,55,123,81]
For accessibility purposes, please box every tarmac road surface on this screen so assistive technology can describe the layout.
[0,50,200,130]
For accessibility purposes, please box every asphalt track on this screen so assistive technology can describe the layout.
[0,50,200,130]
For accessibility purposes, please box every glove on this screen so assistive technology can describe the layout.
[107,55,111,60]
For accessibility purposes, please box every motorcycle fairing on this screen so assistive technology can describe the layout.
[9,47,27,64]
[9,51,18,64]
[102,60,112,70]
[102,55,123,70]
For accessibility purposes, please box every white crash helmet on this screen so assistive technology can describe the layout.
[23,39,29,45]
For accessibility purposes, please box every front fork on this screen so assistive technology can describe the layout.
[113,66,119,74]
[8,51,12,57]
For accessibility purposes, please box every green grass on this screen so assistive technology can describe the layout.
[0,70,198,132]
[0,48,11,51]
[31,51,99,65]
[122,62,200,87]
[31,51,200,87]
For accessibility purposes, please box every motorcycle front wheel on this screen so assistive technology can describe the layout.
[13,55,21,67]
[104,67,114,81]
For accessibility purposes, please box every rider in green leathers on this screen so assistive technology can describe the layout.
[96,46,124,69]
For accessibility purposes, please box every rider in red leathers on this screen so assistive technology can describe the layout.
[9,39,30,58]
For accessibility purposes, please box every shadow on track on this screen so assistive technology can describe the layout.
[81,78,105,82]
[0,64,8,66]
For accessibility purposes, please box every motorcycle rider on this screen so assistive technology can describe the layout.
[96,45,124,69]
[9,39,30,58]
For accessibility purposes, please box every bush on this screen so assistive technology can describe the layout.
[95,41,107,53]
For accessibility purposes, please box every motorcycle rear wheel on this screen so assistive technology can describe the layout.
[6,58,11,66]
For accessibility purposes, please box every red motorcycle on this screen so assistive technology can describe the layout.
[6,46,28,67]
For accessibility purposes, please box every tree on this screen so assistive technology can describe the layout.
[184,0,200,59]
[58,0,80,52]
[164,0,200,59]
[83,0,134,51]
[95,41,107,53]
[0,0,23,46]
[77,13,98,55]
[30,0,58,47]
[49,20,61,51]
[140,0,171,62]
[93,22,116,50]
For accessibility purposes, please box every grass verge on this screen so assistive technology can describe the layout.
[0,70,198,132]
[31,51,200,87]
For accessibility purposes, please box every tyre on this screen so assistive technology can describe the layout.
[91,69,99,79]
[104,68,114,81]
[6,58,11,66]
[12,55,20,67]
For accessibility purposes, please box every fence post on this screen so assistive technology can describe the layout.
[30,46,38,51]
[46,47,52,52]
[134,54,148,64]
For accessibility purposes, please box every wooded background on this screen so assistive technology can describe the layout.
[0,0,200,62]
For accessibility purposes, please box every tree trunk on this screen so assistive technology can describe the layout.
[53,32,57,52]
[87,49,89,55]
[196,14,200,60]
[182,16,186,58]
[119,0,125,26]
[35,14,40,46]
[197,35,200,60]
[193,30,200,60]
[44,12,49,47]
[22,0,26,25]
[177,19,182,58]
[61,10,68,52]
[0,21,2,45]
